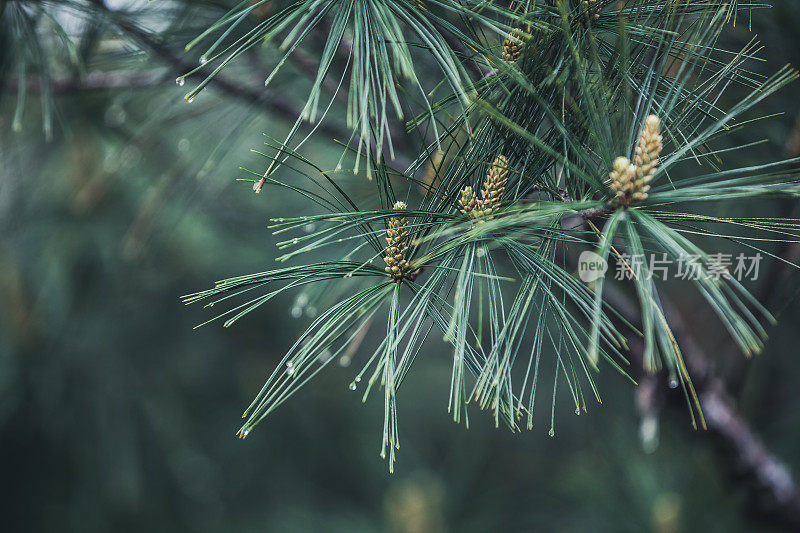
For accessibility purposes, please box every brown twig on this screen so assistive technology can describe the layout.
[593,223,800,529]
[113,17,347,140]
[4,69,170,93]
[660,299,800,528]
[554,184,800,527]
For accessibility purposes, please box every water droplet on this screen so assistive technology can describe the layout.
[291,306,302,318]
[296,294,309,307]
[177,138,190,152]
[241,428,250,438]
[348,381,357,391]
[476,247,486,257]
[104,104,127,127]
[286,361,294,368]
[668,379,679,389]
[639,415,659,454]
[575,407,580,415]
[305,306,317,318]
[175,77,185,87]
[286,367,295,376]
[355,376,361,383]
[548,429,555,437]
[199,55,208,65]
[292,238,298,244]
[185,95,195,104]
[339,355,351,367]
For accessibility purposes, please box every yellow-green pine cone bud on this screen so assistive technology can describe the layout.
[479,155,509,218]
[459,186,478,216]
[634,114,663,180]
[384,201,410,280]
[609,115,664,207]
[608,156,635,205]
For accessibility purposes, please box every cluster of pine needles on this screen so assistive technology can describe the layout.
[181,1,800,470]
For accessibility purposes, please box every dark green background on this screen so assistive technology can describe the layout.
[2,3,800,532]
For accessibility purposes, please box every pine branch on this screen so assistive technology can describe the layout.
[111,12,416,172]
[116,20,338,131]
[600,266,800,529]
[3,69,170,93]
[555,163,800,525]
[181,0,800,489]
[663,298,800,528]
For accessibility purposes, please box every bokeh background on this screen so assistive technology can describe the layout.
[2,2,800,532]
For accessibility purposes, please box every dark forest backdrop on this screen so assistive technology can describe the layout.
[2,1,800,531]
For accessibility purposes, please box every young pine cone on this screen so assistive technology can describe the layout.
[608,115,663,207]
[479,155,509,216]
[502,31,524,64]
[634,114,663,179]
[609,156,638,205]
[384,201,410,281]
[459,186,478,215]
[460,155,509,222]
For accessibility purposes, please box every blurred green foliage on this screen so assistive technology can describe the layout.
[1,2,800,532]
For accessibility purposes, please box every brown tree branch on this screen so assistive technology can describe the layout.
[552,178,800,527]
[661,299,800,528]
[593,228,800,529]
[4,69,170,93]
[111,16,415,181]
[113,17,348,141]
